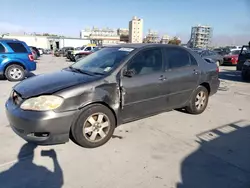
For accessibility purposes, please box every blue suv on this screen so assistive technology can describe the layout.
[0,39,36,81]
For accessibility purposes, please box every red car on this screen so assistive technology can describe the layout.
[223,50,241,65]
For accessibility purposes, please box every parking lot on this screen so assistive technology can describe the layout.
[0,55,250,188]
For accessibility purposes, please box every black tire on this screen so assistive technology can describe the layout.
[236,65,241,71]
[241,71,249,81]
[186,85,209,115]
[5,64,25,81]
[71,104,116,148]
[75,55,82,62]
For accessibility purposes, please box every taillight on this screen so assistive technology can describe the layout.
[28,54,34,61]
[216,66,219,73]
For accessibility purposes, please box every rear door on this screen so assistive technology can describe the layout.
[160,47,200,108]
[0,43,7,68]
[7,42,29,60]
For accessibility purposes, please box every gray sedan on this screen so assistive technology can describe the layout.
[5,44,220,148]
[195,50,224,66]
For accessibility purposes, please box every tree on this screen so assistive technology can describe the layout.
[168,37,181,45]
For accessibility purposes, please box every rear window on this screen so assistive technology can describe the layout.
[7,42,28,53]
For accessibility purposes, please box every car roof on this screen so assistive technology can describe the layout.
[0,38,21,42]
[106,43,186,49]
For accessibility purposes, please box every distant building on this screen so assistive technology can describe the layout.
[3,34,90,49]
[80,27,120,45]
[117,28,129,43]
[144,29,159,43]
[129,16,143,43]
[160,34,170,44]
[189,25,213,48]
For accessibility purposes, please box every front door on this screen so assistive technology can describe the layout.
[161,47,200,108]
[120,47,165,122]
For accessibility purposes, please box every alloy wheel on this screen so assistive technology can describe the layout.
[83,113,111,143]
[195,91,207,110]
[9,67,23,80]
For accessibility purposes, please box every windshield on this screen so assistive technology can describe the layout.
[71,47,134,75]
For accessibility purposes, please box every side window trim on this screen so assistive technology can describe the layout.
[189,53,198,66]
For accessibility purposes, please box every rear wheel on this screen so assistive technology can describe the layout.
[236,64,241,71]
[75,55,81,61]
[71,104,116,148]
[186,85,209,114]
[5,64,25,81]
[241,71,249,81]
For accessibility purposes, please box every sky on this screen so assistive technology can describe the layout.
[1,0,250,45]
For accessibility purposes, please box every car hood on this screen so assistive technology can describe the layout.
[14,69,97,98]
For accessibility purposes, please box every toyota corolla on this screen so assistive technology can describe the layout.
[5,44,220,148]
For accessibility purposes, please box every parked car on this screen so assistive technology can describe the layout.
[0,39,36,81]
[194,50,224,66]
[60,47,74,57]
[29,46,40,57]
[213,48,231,56]
[66,47,80,59]
[43,49,52,54]
[5,44,219,148]
[241,60,250,81]
[54,49,61,57]
[237,45,250,70]
[222,49,241,65]
[69,45,96,61]
[38,48,44,55]
[75,46,103,61]
[31,49,38,60]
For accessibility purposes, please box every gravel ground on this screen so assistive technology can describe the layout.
[0,55,250,188]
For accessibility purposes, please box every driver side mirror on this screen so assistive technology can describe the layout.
[123,69,135,77]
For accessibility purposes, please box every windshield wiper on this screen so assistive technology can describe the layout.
[68,66,95,76]
[92,72,105,75]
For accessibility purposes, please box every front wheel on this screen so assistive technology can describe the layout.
[186,85,209,114]
[5,64,25,81]
[75,55,81,62]
[71,104,116,148]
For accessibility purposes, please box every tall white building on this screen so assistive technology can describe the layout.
[129,16,143,43]
[189,25,213,48]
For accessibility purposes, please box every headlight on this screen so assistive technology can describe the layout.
[20,95,64,111]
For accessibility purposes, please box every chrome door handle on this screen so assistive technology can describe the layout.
[159,75,167,81]
[193,70,199,75]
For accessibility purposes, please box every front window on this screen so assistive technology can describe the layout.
[71,47,134,75]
